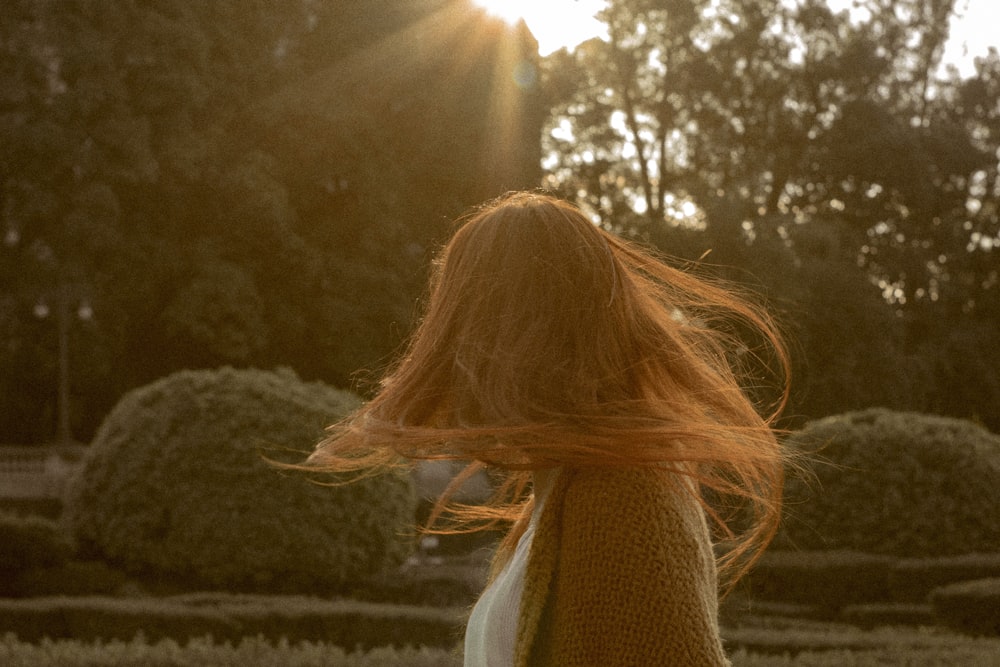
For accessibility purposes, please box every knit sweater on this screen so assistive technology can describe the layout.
[511,466,731,666]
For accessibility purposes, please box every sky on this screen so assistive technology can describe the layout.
[472,0,606,56]
[481,0,999,76]
[929,0,998,76]
[829,0,999,77]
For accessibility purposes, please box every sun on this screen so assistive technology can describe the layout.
[472,0,607,56]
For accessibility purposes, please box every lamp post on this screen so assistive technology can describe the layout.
[33,280,92,445]
[26,237,92,445]
[5,44,92,444]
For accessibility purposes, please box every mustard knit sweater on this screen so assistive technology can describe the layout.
[510,466,731,666]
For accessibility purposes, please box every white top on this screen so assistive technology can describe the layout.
[463,477,553,667]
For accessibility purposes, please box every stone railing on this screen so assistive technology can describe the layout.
[0,445,86,499]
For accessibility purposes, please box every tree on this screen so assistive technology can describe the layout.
[1,0,158,442]
[1,1,544,442]
[540,0,998,423]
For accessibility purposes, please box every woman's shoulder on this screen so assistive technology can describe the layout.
[530,465,726,665]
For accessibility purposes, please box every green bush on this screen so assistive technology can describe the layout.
[777,409,1000,556]
[889,553,1000,602]
[5,635,1000,667]
[0,595,464,648]
[0,498,62,519]
[930,577,1000,636]
[350,556,488,607]
[730,647,1000,666]
[0,513,72,594]
[743,551,894,610]
[0,511,132,598]
[0,635,462,667]
[0,598,238,643]
[838,603,935,629]
[724,615,1000,660]
[733,550,1000,618]
[166,593,463,649]
[10,560,129,598]
[3,615,1000,666]
[351,572,481,607]
[62,367,416,593]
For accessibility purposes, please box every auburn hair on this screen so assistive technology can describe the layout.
[307,191,792,587]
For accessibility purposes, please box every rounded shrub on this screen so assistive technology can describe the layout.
[63,367,416,593]
[776,409,1000,556]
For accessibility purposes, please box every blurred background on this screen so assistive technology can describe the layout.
[1,0,997,446]
[0,3,998,661]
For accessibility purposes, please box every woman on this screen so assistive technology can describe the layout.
[308,192,791,665]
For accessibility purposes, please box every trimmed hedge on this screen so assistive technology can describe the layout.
[731,646,1000,665]
[739,550,1000,616]
[777,409,1000,556]
[4,636,1000,667]
[63,367,416,593]
[930,578,1000,636]
[350,557,488,607]
[170,593,463,648]
[889,553,1000,602]
[0,513,72,574]
[4,611,1000,665]
[0,513,73,596]
[725,625,1000,656]
[0,595,464,648]
[0,635,461,667]
[724,613,1000,661]
[0,511,132,598]
[838,603,936,630]
[744,551,894,610]
[0,498,62,519]
[9,560,128,598]
[3,597,1000,664]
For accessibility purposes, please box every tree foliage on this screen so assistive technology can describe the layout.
[1,0,542,442]
[4,0,997,439]
[540,0,999,425]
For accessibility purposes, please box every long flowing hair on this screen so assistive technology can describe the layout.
[307,191,792,587]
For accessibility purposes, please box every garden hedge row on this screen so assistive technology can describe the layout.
[0,498,62,519]
[0,514,71,581]
[3,625,1000,666]
[724,623,1000,656]
[0,636,461,667]
[0,512,130,598]
[930,578,1000,636]
[5,560,127,598]
[746,550,1000,609]
[735,550,1000,636]
[744,551,894,610]
[0,595,464,648]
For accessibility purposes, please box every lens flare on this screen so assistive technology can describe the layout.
[472,0,607,55]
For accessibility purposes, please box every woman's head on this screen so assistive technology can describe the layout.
[410,192,642,426]
[310,191,792,585]
[365,192,786,452]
